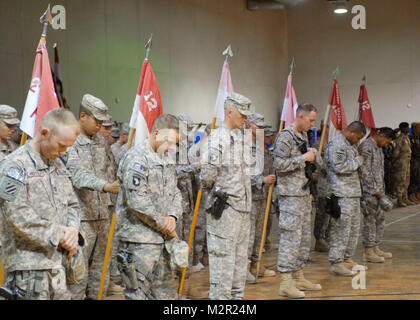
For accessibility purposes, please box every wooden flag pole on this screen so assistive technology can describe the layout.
[97,35,153,300]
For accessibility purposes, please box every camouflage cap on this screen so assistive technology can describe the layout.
[165,237,189,271]
[102,114,114,127]
[247,112,271,128]
[110,126,121,138]
[121,123,130,134]
[224,92,252,116]
[81,94,108,121]
[264,127,274,137]
[0,105,20,125]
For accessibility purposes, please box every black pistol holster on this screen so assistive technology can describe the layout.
[116,249,139,291]
[208,186,229,220]
[326,194,341,219]
[297,140,316,195]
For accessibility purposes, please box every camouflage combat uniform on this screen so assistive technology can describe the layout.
[65,133,113,300]
[313,139,330,241]
[358,137,386,248]
[200,123,252,300]
[391,133,412,200]
[273,125,322,273]
[0,143,80,300]
[326,133,363,263]
[409,128,420,195]
[116,139,182,300]
[111,141,126,166]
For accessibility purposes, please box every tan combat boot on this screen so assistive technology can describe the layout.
[293,269,322,291]
[278,272,305,299]
[397,197,407,208]
[363,247,385,263]
[409,194,420,204]
[314,239,329,252]
[330,262,356,276]
[250,261,276,278]
[403,194,416,206]
[106,281,125,296]
[374,246,392,259]
[343,258,368,270]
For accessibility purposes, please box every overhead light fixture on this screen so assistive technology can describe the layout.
[334,3,348,14]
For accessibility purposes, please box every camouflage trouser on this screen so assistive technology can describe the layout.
[277,195,312,273]
[361,196,385,247]
[248,199,266,263]
[313,197,331,240]
[207,206,250,300]
[391,160,410,198]
[118,241,174,300]
[328,197,361,263]
[409,160,420,194]
[192,203,207,265]
[176,209,193,267]
[70,219,110,300]
[2,267,70,300]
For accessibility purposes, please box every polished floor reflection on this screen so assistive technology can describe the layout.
[106,203,420,300]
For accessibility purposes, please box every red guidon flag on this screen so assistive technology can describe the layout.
[327,79,347,141]
[357,84,376,136]
[20,40,60,137]
[129,61,163,145]
[280,74,299,128]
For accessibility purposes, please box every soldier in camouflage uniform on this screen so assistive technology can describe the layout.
[358,127,395,263]
[246,113,276,279]
[391,122,414,207]
[273,104,322,299]
[98,114,114,146]
[0,105,20,255]
[200,93,253,300]
[111,123,129,166]
[116,114,182,300]
[64,94,120,300]
[327,121,367,277]
[0,109,81,300]
[313,130,331,252]
[408,123,420,203]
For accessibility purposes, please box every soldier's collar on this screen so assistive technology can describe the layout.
[0,141,9,152]
[144,140,165,166]
[78,133,101,146]
[24,143,50,170]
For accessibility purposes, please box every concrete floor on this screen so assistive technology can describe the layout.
[106,203,420,300]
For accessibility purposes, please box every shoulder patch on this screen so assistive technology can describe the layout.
[0,167,25,201]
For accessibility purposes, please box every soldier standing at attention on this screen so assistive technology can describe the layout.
[0,105,20,160]
[273,104,322,299]
[0,109,81,300]
[327,121,367,276]
[391,122,414,207]
[116,114,182,300]
[358,127,395,263]
[64,94,120,300]
[200,93,253,300]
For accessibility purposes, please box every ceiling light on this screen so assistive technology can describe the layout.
[333,1,348,14]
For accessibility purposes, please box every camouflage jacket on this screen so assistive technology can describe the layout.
[313,139,330,197]
[358,137,385,196]
[251,147,274,201]
[200,124,252,213]
[111,142,127,166]
[273,125,322,197]
[116,140,182,244]
[0,140,17,161]
[392,133,412,165]
[65,133,112,221]
[326,133,362,198]
[0,143,80,272]
[409,133,420,160]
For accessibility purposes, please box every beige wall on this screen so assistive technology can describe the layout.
[0,0,288,128]
[287,0,420,128]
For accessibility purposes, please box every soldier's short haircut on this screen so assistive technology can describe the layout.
[40,108,80,135]
[346,121,366,135]
[78,104,93,118]
[296,104,317,116]
[377,127,396,140]
[399,122,409,130]
[151,114,180,133]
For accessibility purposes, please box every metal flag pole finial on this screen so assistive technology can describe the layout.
[333,66,340,79]
[289,57,295,75]
[362,74,367,85]
[223,44,233,62]
[40,4,52,40]
[145,34,153,61]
